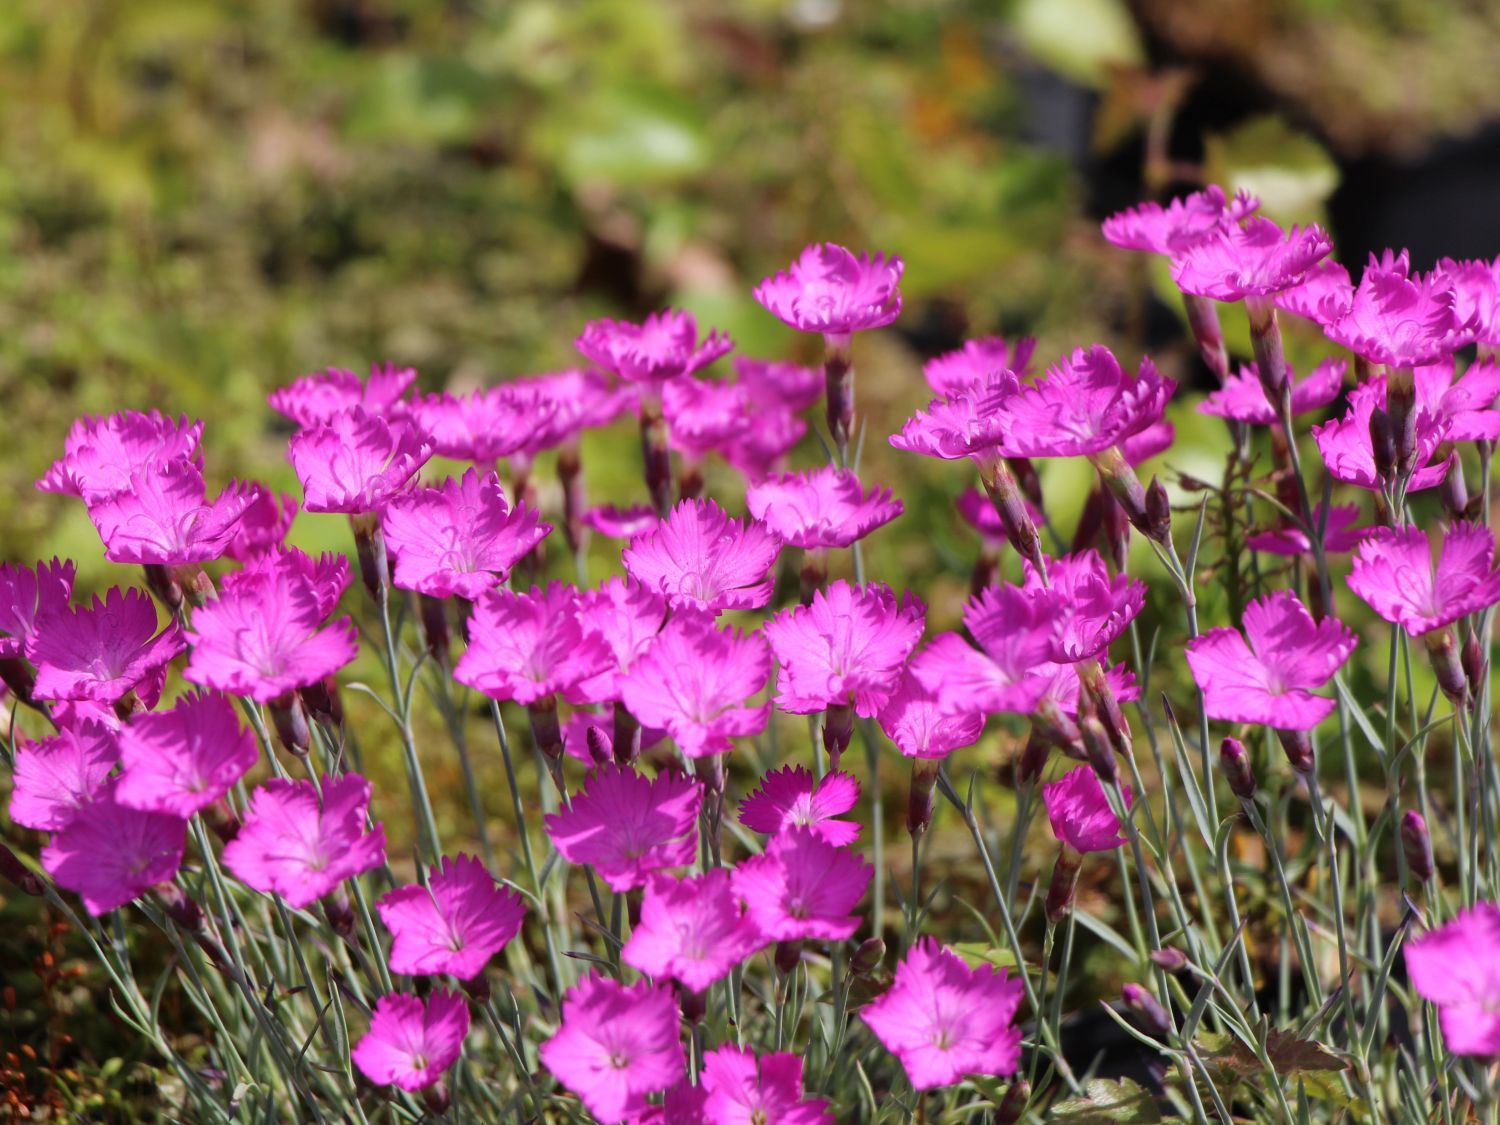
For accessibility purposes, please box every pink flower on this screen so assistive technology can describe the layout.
[1404,902,1500,1057]
[288,407,432,513]
[1199,359,1345,426]
[377,854,526,979]
[955,487,1039,546]
[0,559,74,661]
[910,586,1059,716]
[739,766,861,846]
[544,766,701,892]
[10,720,118,832]
[1323,258,1472,367]
[114,691,258,818]
[268,362,416,428]
[27,586,184,706]
[888,374,1016,462]
[351,990,470,1091]
[1026,551,1145,662]
[746,467,902,550]
[85,461,255,566]
[1033,661,1140,719]
[1415,357,1500,442]
[622,870,766,990]
[185,549,358,703]
[1436,256,1500,348]
[993,346,1175,459]
[1274,260,1354,324]
[764,581,924,717]
[730,826,871,942]
[222,774,386,908]
[924,336,1038,397]
[382,469,550,599]
[1311,380,1452,492]
[453,582,612,705]
[701,1045,832,1125]
[1043,768,1130,852]
[754,243,903,336]
[38,411,203,501]
[733,357,823,412]
[1247,503,1367,557]
[618,615,770,758]
[413,386,565,463]
[576,309,732,385]
[877,668,985,760]
[521,368,634,441]
[1185,590,1355,729]
[41,781,186,915]
[540,975,685,1123]
[622,500,780,614]
[1348,523,1500,634]
[631,1083,708,1124]
[575,578,669,702]
[1171,217,1334,302]
[663,376,751,457]
[722,405,808,483]
[1120,419,1175,465]
[861,936,1023,1089]
[583,504,660,540]
[225,485,297,561]
[1101,184,1258,255]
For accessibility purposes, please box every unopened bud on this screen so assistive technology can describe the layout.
[611,705,642,765]
[558,441,587,554]
[1080,715,1117,786]
[324,887,356,938]
[971,544,1001,597]
[824,334,855,461]
[300,676,344,726]
[1045,844,1082,924]
[1122,982,1174,1039]
[1245,297,1289,401]
[822,702,854,769]
[907,758,941,837]
[203,798,240,844]
[154,883,203,932]
[850,937,886,976]
[994,1078,1032,1125]
[800,548,829,606]
[1149,947,1188,973]
[350,512,389,606]
[978,456,1048,581]
[1369,407,1396,486]
[638,397,673,517]
[1017,729,1052,786]
[462,973,492,1005]
[693,753,726,795]
[1144,475,1172,544]
[419,594,451,665]
[142,563,185,612]
[581,723,611,766]
[1219,737,1256,801]
[1007,457,1045,510]
[0,656,35,706]
[1088,447,1150,542]
[1463,631,1487,698]
[775,940,803,976]
[1182,293,1230,383]
[422,1081,452,1117]
[678,983,707,1025]
[1386,368,1418,476]
[1441,459,1470,521]
[270,692,311,754]
[1275,727,1314,775]
[1401,810,1434,883]
[527,697,564,761]
[1424,628,1468,708]
[1079,659,1132,758]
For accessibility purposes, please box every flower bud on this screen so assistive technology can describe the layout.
[1244,297,1289,401]
[527,696,564,762]
[422,1081,451,1117]
[142,563,185,612]
[775,939,803,976]
[978,456,1048,581]
[270,691,311,754]
[1080,714,1117,787]
[693,753,726,795]
[301,676,345,726]
[994,1078,1032,1125]
[1275,727,1314,775]
[1144,475,1172,544]
[1441,459,1470,521]
[153,882,203,933]
[850,937,886,977]
[823,333,856,460]
[203,797,241,844]
[1008,457,1045,510]
[1122,982,1173,1040]
[970,543,1001,597]
[1219,737,1256,801]
[0,656,35,707]
[638,396,673,517]
[1149,947,1188,973]
[324,887,356,938]
[418,594,450,666]
[800,548,829,606]
[558,440,587,554]
[1016,729,1052,786]
[678,983,707,1025]
[1463,631,1487,699]
[1045,844,1082,924]
[612,704,642,766]
[1368,406,1396,486]
[1182,293,1230,383]
[349,512,389,606]
[822,702,854,769]
[1386,367,1418,476]
[1424,628,1468,708]
[1088,447,1150,542]
[584,723,613,767]
[462,973,492,1005]
[1401,810,1434,883]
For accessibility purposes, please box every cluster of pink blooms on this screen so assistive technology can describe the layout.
[5,187,1500,1119]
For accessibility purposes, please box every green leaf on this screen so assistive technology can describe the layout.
[950,942,1021,971]
[1049,1077,1163,1122]
[547,86,708,188]
[1204,115,1340,223]
[1011,0,1145,89]
[1208,1027,1349,1076]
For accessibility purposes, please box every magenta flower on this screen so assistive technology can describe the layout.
[1185,590,1356,729]
[1247,503,1367,557]
[453,582,611,706]
[1102,185,1258,255]
[0,559,74,662]
[540,974,685,1123]
[1171,217,1335,302]
[574,577,669,703]
[1274,260,1354,324]
[41,782,186,915]
[563,710,617,766]
[288,407,432,513]
[622,869,766,990]
[1437,256,1500,348]
[114,691,258,818]
[576,309,732,386]
[225,485,297,562]
[377,854,526,979]
[1033,661,1140,719]
[924,336,1038,397]
[993,346,1175,459]
[1311,380,1452,492]
[1348,523,1500,634]
[10,720,118,832]
[861,936,1023,1089]
[739,766,861,846]
[522,368,634,440]
[582,504,660,541]
[722,404,808,483]
[413,386,565,464]
[351,990,470,1092]
[268,362,416,429]
[1404,902,1500,1057]
[381,469,550,599]
[733,357,823,411]
[754,243,903,337]
[662,376,751,457]
[618,615,770,758]
[910,586,1059,716]
[1043,768,1131,852]
[701,1045,832,1125]
[222,774,386,908]
[27,586,184,706]
[1416,357,1500,442]
[185,549,357,703]
[1323,259,1472,367]
[86,460,255,566]
[1199,358,1345,426]
[731,826,871,942]
[1025,551,1145,662]
[622,500,780,614]
[955,487,1039,546]
[746,467,902,550]
[888,374,1016,462]
[877,668,985,760]
[1119,419,1175,465]
[544,766,701,892]
[38,411,203,501]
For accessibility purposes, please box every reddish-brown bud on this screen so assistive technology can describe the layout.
[1401,810,1434,883]
[1219,737,1256,801]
